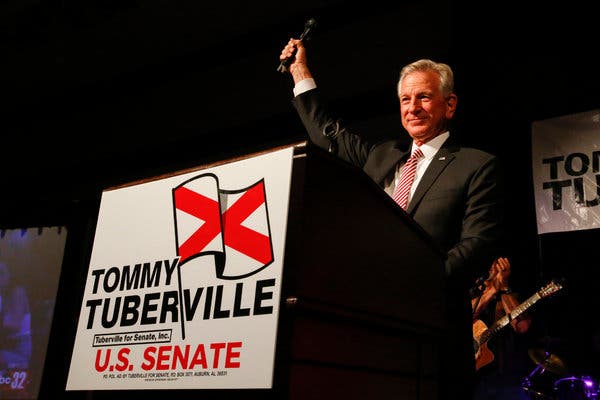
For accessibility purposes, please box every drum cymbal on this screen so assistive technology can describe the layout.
[528,348,567,375]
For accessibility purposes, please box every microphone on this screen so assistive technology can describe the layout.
[470,275,487,297]
[277,17,317,73]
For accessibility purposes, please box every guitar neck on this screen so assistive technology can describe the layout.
[480,292,540,344]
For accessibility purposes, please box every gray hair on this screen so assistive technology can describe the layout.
[397,59,455,98]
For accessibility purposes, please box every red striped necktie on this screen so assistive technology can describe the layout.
[392,147,424,209]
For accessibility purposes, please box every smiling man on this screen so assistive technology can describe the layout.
[279,38,506,399]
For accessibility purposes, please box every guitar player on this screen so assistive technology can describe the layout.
[471,256,532,399]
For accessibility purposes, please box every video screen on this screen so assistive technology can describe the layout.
[0,226,67,399]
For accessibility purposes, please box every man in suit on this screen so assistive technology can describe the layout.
[279,39,505,399]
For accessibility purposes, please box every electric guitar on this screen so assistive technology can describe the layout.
[473,280,563,371]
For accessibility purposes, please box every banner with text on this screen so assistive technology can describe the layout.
[532,109,600,234]
[66,146,294,390]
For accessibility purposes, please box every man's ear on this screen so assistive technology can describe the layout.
[447,93,457,107]
[446,94,458,117]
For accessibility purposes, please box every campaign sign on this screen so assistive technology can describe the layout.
[66,146,294,390]
[532,109,600,234]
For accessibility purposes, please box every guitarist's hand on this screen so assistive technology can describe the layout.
[489,257,511,293]
[477,257,510,300]
[473,257,516,320]
[491,257,531,334]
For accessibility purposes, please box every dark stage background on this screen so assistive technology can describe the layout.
[1,1,598,398]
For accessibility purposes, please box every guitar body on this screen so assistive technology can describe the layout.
[473,319,494,371]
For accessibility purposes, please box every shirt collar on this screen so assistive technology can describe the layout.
[412,131,450,160]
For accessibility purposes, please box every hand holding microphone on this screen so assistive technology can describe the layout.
[277,18,317,73]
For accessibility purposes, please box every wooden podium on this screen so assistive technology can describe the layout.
[269,141,449,400]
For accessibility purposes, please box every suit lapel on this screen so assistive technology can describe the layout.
[406,146,455,214]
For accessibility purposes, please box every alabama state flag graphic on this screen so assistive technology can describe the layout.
[173,173,274,279]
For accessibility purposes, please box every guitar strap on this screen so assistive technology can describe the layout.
[471,294,483,318]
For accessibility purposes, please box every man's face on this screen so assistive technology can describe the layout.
[399,70,456,146]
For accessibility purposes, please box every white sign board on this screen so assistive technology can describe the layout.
[66,146,294,390]
[532,109,600,234]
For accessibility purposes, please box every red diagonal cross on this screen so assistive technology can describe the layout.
[174,186,221,263]
[222,181,273,265]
